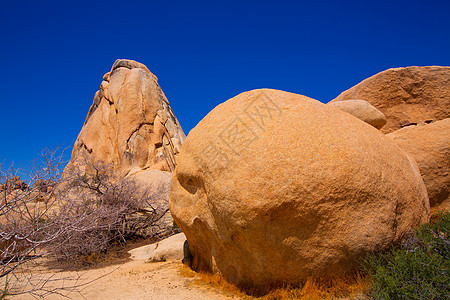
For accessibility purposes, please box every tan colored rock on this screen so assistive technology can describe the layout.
[123,169,175,238]
[63,59,184,238]
[328,99,387,129]
[111,58,152,76]
[331,66,450,133]
[128,233,186,261]
[2,176,27,191]
[32,179,52,193]
[387,118,450,211]
[65,59,186,177]
[169,89,429,290]
[103,72,110,82]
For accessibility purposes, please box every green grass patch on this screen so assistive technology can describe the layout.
[362,212,450,299]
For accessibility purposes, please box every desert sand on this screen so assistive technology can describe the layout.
[11,258,236,299]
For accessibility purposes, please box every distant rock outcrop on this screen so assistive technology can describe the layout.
[328,99,387,129]
[67,59,186,177]
[64,59,185,238]
[330,66,450,133]
[387,118,450,211]
[169,89,429,290]
[1,176,27,192]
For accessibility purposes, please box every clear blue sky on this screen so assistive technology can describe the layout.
[1,0,449,169]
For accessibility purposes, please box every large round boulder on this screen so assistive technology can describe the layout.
[169,89,429,290]
[387,118,450,212]
[330,66,450,133]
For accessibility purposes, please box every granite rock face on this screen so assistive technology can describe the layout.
[67,59,186,177]
[387,118,450,211]
[63,59,185,238]
[169,89,429,290]
[331,66,450,133]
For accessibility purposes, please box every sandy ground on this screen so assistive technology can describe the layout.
[5,234,367,299]
[6,256,369,300]
[9,259,238,299]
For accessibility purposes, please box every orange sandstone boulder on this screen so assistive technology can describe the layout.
[387,118,450,211]
[331,66,450,133]
[169,89,429,290]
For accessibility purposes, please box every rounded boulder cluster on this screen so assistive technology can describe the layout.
[169,89,430,290]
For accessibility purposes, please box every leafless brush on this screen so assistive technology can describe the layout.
[1,150,172,297]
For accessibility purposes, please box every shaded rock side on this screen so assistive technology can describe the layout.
[328,99,387,129]
[330,66,450,133]
[169,89,429,290]
[387,118,450,211]
[67,59,186,177]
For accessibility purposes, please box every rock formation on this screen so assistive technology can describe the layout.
[328,99,387,129]
[330,66,450,133]
[124,169,174,237]
[66,59,186,177]
[0,176,27,192]
[169,89,429,290]
[387,118,450,211]
[128,232,186,262]
[64,59,185,238]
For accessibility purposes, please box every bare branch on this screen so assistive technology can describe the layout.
[1,151,173,296]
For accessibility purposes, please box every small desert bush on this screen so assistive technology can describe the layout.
[362,211,450,299]
[0,150,171,296]
[49,159,170,265]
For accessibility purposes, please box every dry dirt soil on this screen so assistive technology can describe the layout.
[10,259,239,299]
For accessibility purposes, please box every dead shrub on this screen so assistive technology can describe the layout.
[1,149,173,296]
